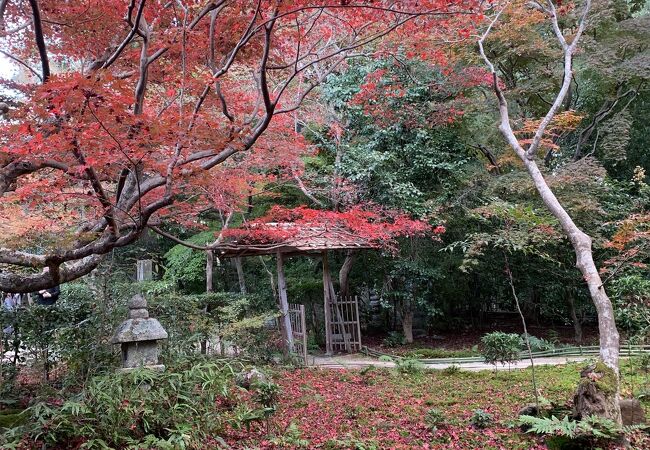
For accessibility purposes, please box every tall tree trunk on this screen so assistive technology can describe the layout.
[201,249,213,355]
[401,308,414,344]
[234,256,247,294]
[523,159,619,367]
[206,250,214,293]
[478,1,621,422]
[338,250,357,298]
[567,293,583,345]
[523,158,621,423]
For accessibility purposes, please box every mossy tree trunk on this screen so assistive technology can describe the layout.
[400,298,414,344]
[573,361,621,423]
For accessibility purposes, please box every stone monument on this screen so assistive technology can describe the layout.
[111,294,168,372]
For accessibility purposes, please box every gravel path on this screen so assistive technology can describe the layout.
[310,353,590,371]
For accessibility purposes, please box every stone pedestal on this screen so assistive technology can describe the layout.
[111,294,168,372]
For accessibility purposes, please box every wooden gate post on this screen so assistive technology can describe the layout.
[322,251,333,355]
[276,252,294,352]
[299,304,308,364]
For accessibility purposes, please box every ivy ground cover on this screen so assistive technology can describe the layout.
[226,363,650,449]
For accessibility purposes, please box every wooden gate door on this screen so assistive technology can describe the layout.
[327,295,362,353]
[288,303,308,365]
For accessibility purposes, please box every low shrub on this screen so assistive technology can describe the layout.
[270,421,310,448]
[522,334,556,353]
[382,332,406,348]
[480,332,522,367]
[470,409,493,429]
[442,364,461,375]
[424,408,445,430]
[395,358,424,374]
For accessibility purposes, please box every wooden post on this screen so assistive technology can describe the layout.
[354,295,362,350]
[136,259,153,281]
[234,256,247,294]
[276,252,294,352]
[300,304,308,365]
[322,251,333,355]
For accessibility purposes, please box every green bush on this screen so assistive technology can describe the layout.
[0,358,274,449]
[163,231,219,293]
[442,364,461,375]
[382,331,406,348]
[1,284,120,387]
[424,408,445,430]
[470,409,493,429]
[522,334,556,352]
[395,358,424,374]
[611,275,650,341]
[270,421,310,448]
[480,332,522,367]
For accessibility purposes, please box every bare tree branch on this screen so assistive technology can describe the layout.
[27,0,50,82]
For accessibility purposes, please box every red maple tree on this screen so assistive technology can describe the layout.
[0,0,479,291]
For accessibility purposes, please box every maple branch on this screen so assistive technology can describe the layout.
[0,159,69,196]
[133,27,151,115]
[253,3,465,31]
[208,6,218,71]
[293,172,324,207]
[259,9,278,116]
[0,0,7,28]
[215,82,234,121]
[0,249,47,267]
[573,85,639,161]
[211,0,263,80]
[148,210,233,251]
[71,144,119,235]
[27,0,50,82]
[102,0,147,69]
[179,3,431,173]
[148,225,211,250]
[0,255,103,293]
[273,12,420,114]
[526,0,592,159]
[200,147,239,170]
[188,0,226,29]
[0,49,42,81]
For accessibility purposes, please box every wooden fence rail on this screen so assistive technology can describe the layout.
[362,343,650,364]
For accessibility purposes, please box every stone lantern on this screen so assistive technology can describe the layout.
[111,294,168,372]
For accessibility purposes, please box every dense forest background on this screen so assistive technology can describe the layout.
[2,0,649,367]
[76,0,650,351]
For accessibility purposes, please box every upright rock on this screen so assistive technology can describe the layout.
[573,360,621,424]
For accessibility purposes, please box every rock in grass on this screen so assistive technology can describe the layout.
[236,368,268,390]
[573,360,620,422]
[620,398,646,426]
[518,404,540,417]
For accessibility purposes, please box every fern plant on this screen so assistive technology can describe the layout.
[519,414,623,449]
